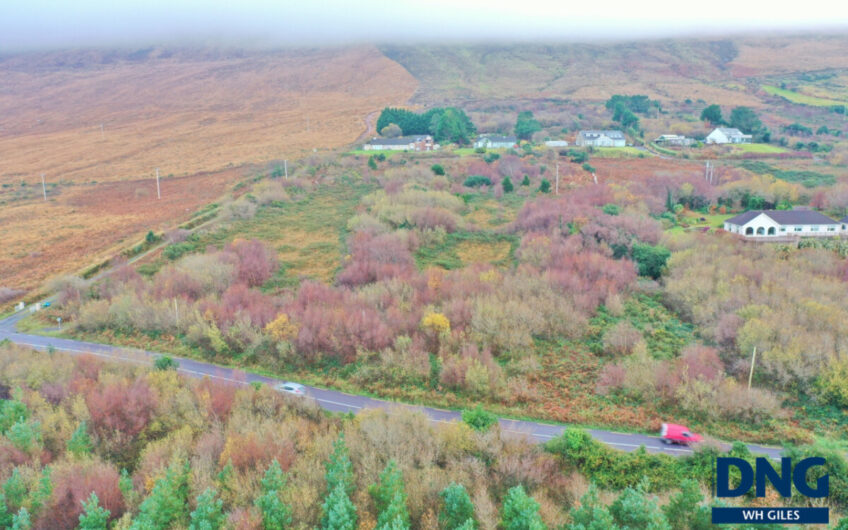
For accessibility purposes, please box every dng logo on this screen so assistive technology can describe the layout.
[716,457,829,498]
[711,457,830,524]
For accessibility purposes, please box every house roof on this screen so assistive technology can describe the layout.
[726,210,838,226]
[578,130,625,140]
[841,216,848,223]
[713,127,751,138]
[366,135,431,146]
[478,135,516,143]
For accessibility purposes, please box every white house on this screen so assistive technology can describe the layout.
[364,135,437,151]
[723,210,843,238]
[474,135,517,149]
[705,127,752,144]
[575,130,626,147]
[544,140,569,147]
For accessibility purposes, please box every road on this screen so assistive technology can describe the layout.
[0,310,783,459]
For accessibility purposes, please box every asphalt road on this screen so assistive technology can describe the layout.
[0,309,783,459]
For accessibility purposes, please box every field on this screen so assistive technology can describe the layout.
[0,46,417,294]
[726,143,790,155]
[762,85,846,107]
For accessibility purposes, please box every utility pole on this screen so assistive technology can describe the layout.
[555,163,559,195]
[41,173,47,201]
[155,168,161,199]
[284,159,288,180]
[174,298,179,326]
[100,123,104,139]
[592,172,598,185]
[747,346,757,390]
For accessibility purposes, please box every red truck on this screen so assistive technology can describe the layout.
[660,423,703,445]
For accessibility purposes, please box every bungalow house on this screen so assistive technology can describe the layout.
[474,135,517,149]
[544,140,569,147]
[654,134,693,147]
[705,127,752,144]
[364,135,437,151]
[575,130,626,147]
[723,210,842,238]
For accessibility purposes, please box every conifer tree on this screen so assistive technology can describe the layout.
[11,507,30,530]
[370,461,409,530]
[501,486,546,530]
[439,483,475,529]
[189,488,225,530]
[131,460,191,529]
[321,482,357,530]
[255,459,292,530]
[78,492,111,530]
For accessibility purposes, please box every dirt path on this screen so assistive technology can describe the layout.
[353,110,380,145]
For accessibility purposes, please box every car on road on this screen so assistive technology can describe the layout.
[660,423,702,445]
[275,382,306,396]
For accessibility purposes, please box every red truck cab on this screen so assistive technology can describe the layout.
[660,423,702,445]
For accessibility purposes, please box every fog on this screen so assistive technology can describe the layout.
[2,0,848,51]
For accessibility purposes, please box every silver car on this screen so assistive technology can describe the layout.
[275,382,306,396]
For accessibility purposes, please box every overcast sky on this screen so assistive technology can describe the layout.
[2,0,848,51]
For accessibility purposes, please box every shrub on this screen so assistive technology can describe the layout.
[538,179,551,193]
[461,405,498,432]
[430,164,445,176]
[602,204,620,216]
[631,243,670,279]
[502,177,514,193]
[154,356,180,371]
[464,175,492,188]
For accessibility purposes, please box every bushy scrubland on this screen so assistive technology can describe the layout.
[1,344,844,529]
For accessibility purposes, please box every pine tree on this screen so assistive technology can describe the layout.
[131,460,191,529]
[370,461,409,530]
[78,492,111,530]
[501,486,546,530]
[255,459,292,530]
[502,177,514,193]
[566,485,618,530]
[325,433,354,496]
[29,466,52,517]
[538,179,551,194]
[663,479,708,530]
[189,488,225,530]
[439,483,475,529]
[3,469,26,514]
[11,507,30,530]
[321,482,357,530]
[608,485,670,530]
[521,175,530,186]
[0,492,11,529]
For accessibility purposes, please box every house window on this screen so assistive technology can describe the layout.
[828,227,836,231]
[794,227,803,232]
[756,227,765,235]
[780,227,786,232]
[811,226,819,231]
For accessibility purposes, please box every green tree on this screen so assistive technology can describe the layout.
[78,492,111,530]
[68,421,92,457]
[325,434,354,496]
[613,104,639,129]
[521,175,530,186]
[461,406,497,432]
[0,492,11,529]
[729,106,761,134]
[431,108,476,145]
[502,177,514,193]
[119,468,137,508]
[154,356,179,371]
[3,469,26,514]
[370,461,409,529]
[632,243,671,279]
[131,460,191,529]
[7,419,40,452]
[609,485,670,530]
[431,164,445,176]
[663,479,710,530]
[700,104,724,125]
[11,507,30,530]
[29,466,52,517]
[321,482,357,530]
[368,156,378,170]
[501,486,545,530]
[566,485,618,530]
[380,123,403,138]
[189,488,225,530]
[255,459,292,530]
[538,179,551,193]
[602,204,620,216]
[515,111,542,141]
[439,483,475,529]
[145,231,159,245]
[428,354,441,390]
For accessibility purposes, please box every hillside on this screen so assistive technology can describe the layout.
[380,34,848,106]
[0,46,417,293]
